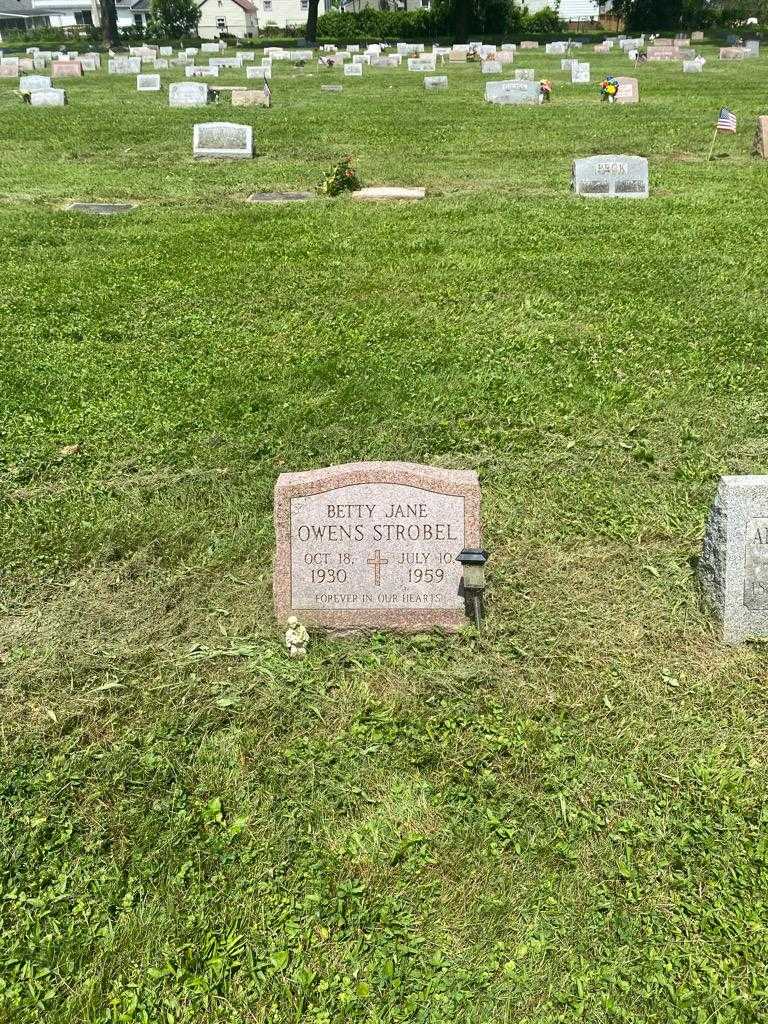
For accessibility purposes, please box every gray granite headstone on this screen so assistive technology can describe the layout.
[572,155,648,197]
[699,476,768,643]
[424,75,448,89]
[193,121,252,159]
[485,79,540,104]
[247,191,313,203]
[515,68,534,80]
[66,202,137,214]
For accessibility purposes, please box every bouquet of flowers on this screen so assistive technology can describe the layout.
[600,76,619,102]
[317,156,363,197]
[539,79,553,102]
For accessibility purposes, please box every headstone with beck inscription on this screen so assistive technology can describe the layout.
[572,155,648,198]
[274,462,481,632]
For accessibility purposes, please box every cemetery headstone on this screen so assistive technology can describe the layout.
[169,81,209,107]
[51,60,82,77]
[137,74,161,91]
[19,75,51,94]
[481,60,502,74]
[231,87,270,107]
[424,75,448,90]
[352,187,425,200]
[752,115,768,158]
[519,40,538,49]
[66,202,136,214]
[408,57,436,71]
[321,84,343,92]
[193,121,252,159]
[720,47,748,60]
[273,462,481,632]
[247,65,271,80]
[247,191,313,203]
[683,59,703,72]
[691,31,704,42]
[572,155,648,198]
[109,57,141,74]
[515,68,534,80]
[186,65,219,78]
[698,475,768,644]
[485,79,540,104]
[615,76,639,104]
[344,62,363,76]
[571,62,590,83]
[29,88,66,106]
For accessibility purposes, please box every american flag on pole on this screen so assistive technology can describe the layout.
[716,107,737,133]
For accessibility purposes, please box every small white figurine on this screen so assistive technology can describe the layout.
[284,616,309,659]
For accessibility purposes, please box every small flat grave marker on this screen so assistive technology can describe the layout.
[352,187,426,200]
[273,462,481,632]
[247,191,313,203]
[321,84,343,92]
[66,202,136,214]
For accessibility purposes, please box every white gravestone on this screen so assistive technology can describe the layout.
[424,75,448,90]
[481,60,502,74]
[186,65,219,78]
[137,74,161,91]
[193,122,252,159]
[571,62,590,83]
[30,88,66,106]
[246,65,271,80]
[169,82,209,107]
[19,75,51,94]
[344,63,363,76]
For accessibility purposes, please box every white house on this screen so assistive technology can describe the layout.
[526,0,601,21]
[198,0,319,34]
[197,0,259,38]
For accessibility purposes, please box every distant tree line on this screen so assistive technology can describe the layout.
[613,0,767,29]
[314,1,562,42]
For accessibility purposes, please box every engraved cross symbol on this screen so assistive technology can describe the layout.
[366,549,389,587]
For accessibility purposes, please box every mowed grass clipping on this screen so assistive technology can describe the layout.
[1,45,768,1024]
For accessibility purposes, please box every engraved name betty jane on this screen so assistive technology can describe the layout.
[274,462,482,631]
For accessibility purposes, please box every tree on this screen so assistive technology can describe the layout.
[148,0,200,38]
[98,0,118,47]
[306,0,319,41]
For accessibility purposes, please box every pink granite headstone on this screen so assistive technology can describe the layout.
[274,462,481,632]
[51,60,83,77]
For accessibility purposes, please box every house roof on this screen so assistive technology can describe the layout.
[198,0,257,11]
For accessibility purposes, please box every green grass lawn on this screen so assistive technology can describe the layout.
[1,45,768,1024]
